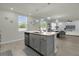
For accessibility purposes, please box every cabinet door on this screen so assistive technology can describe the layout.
[46,36,54,55]
[54,35,57,54]
[40,36,47,55]
[33,34,40,52]
[25,33,29,45]
[29,34,34,48]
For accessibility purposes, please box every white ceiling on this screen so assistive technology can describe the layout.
[0,3,79,21]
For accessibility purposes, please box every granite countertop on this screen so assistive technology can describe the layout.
[34,32,56,36]
[25,31,56,36]
[25,31,40,33]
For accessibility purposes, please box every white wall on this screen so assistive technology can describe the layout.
[63,20,79,36]
[1,10,79,44]
[51,20,79,36]
[0,10,25,44]
[72,21,79,32]
[0,10,40,44]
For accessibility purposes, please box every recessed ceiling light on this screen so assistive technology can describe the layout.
[10,8,14,10]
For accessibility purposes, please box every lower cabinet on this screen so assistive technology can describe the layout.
[25,33,29,46]
[40,35,55,56]
[29,33,55,56]
[40,36,47,55]
[46,35,55,56]
[29,34,34,48]
[29,34,40,52]
[33,34,40,52]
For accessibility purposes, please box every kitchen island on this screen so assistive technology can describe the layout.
[24,31,57,56]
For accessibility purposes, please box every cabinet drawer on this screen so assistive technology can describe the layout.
[33,34,40,52]
[25,33,29,45]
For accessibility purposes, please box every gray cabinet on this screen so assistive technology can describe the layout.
[25,33,29,45]
[46,35,55,55]
[28,33,56,56]
[33,34,40,52]
[40,36,47,55]
[29,34,40,52]
[40,35,55,56]
[29,34,34,48]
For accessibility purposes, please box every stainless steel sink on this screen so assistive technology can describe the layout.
[34,32,40,33]
[34,32,40,34]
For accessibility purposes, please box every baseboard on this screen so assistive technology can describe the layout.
[66,32,79,37]
[66,34,79,37]
[0,38,24,44]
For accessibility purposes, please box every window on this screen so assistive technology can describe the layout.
[18,16,27,31]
